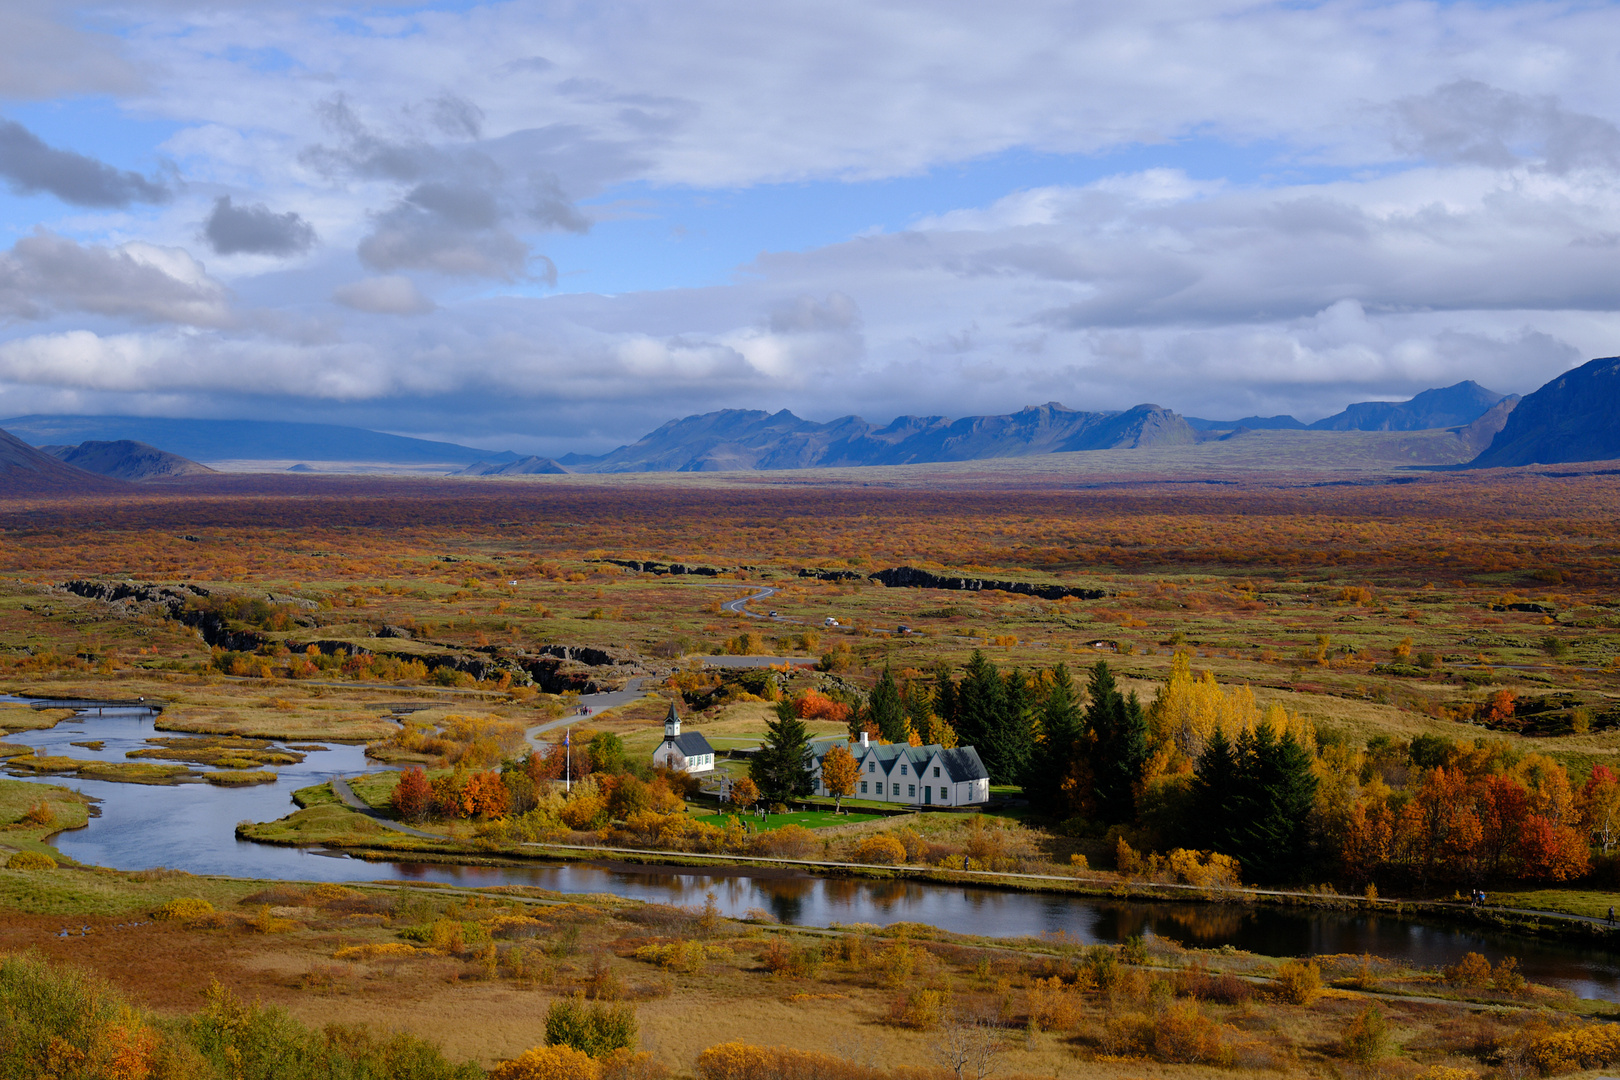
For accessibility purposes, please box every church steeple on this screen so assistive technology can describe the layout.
[664,701,681,739]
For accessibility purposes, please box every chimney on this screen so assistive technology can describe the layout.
[859,731,869,749]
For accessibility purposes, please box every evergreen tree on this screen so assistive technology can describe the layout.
[751,701,814,803]
[994,667,1035,789]
[1191,725,1238,851]
[932,662,958,726]
[955,650,1010,780]
[867,666,909,743]
[904,679,938,744]
[1084,661,1149,824]
[1191,722,1318,882]
[1232,724,1319,881]
[1025,663,1082,813]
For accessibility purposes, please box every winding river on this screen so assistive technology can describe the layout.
[9,702,1620,1001]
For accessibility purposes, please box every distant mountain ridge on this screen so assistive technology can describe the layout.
[1471,357,1620,468]
[1308,381,1514,431]
[44,440,214,481]
[1188,381,1513,434]
[1185,415,1306,432]
[1,415,517,466]
[457,456,571,476]
[559,403,1196,473]
[0,428,123,495]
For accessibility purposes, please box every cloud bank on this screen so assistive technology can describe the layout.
[0,1,1618,452]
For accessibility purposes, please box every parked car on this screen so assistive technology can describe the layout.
[824,617,840,627]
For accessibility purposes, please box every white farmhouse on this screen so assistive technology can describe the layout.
[651,702,716,775]
[809,731,989,807]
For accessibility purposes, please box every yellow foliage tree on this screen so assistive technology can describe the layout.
[489,1044,601,1080]
[820,744,859,811]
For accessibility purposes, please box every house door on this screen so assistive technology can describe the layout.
[924,786,931,805]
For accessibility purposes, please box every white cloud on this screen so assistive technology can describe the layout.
[0,231,231,326]
[332,275,435,315]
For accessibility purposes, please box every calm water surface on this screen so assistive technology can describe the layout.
[9,703,1620,1000]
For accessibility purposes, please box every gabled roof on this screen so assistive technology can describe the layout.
[937,746,988,783]
[810,739,986,782]
[665,730,713,757]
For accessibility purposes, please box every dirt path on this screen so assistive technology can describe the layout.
[328,775,439,838]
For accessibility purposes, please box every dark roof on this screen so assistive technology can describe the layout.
[814,740,987,783]
[667,731,713,757]
[937,747,988,783]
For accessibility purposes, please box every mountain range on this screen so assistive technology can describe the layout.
[0,415,515,467]
[1186,381,1514,433]
[4,364,1619,488]
[558,402,1196,473]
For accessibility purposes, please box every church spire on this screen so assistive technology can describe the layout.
[664,701,681,739]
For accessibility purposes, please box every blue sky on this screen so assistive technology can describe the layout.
[0,0,1615,454]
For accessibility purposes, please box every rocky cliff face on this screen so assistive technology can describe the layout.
[1471,357,1620,468]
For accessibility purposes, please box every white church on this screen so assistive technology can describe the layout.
[651,702,716,774]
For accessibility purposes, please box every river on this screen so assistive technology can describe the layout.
[7,702,1620,1000]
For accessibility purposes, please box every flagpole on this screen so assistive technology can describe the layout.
[565,728,571,793]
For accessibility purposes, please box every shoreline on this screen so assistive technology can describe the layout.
[234,819,1620,951]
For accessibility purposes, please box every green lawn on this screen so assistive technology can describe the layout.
[1489,886,1620,921]
[697,808,883,831]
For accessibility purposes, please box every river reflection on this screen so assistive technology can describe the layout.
[9,705,1620,1000]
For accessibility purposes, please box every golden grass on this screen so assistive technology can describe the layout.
[0,707,75,732]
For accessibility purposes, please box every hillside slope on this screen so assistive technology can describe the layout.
[46,440,215,481]
[1471,357,1620,467]
[0,428,124,496]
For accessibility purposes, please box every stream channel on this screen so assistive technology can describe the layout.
[9,700,1620,1001]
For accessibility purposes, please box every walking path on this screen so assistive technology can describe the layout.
[523,678,652,752]
[328,775,439,838]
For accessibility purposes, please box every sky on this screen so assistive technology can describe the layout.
[0,1,1617,456]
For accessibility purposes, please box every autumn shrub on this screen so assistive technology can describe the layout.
[19,800,55,827]
[1079,945,1120,993]
[6,851,56,870]
[1271,959,1321,1005]
[1154,998,1231,1065]
[1493,956,1527,994]
[153,897,214,921]
[1340,1004,1390,1067]
[599,1049,669,1080]
[190,979,482,1079]
[333,943,419,961]
[546,993,637,1057]
[1025,976,1080,1032]
[760,937,824,979]
[694,1041,887,1080]
[1165,848,1241,889]
[750,824,818,859]
[853,834,908,865]
[1516,1021,1620,1074]
[887,987,946,1029]
[1444,951,1491,988]
[633,940,732,974]
[1174,963,1251,1005]
[490,1044,601,1080]
[0,952,168,1080]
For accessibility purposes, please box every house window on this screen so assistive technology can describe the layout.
[900,764,907,776]
[867,761,875,773]
[939,787,947,801]
[861,781,868,794]
[908,785,915,797]
[933,766,940,778]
